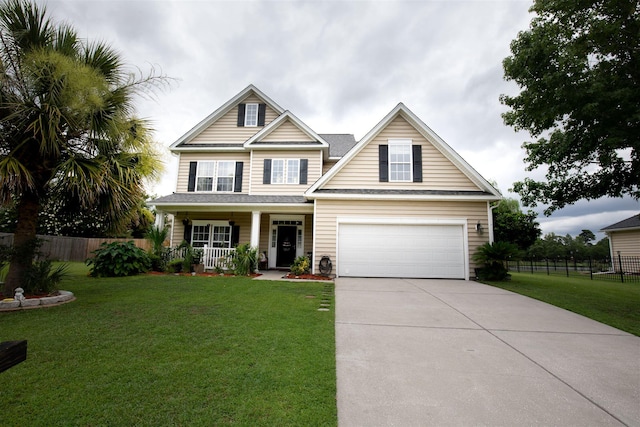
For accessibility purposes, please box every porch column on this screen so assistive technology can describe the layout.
[250,211,261,248]
[154,210,165,229]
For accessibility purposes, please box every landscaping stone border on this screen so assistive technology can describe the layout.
[0,291,75,312]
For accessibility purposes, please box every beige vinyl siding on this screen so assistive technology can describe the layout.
[176,152,251,193]
[322,159,339,175]
[325,116,479,191]
[261,120,315,142]
[313,199,490,278]
[190,95,279,144]
[250,150,322,195]
[610,230,640,257]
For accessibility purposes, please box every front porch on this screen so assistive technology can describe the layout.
[159,209,314,271]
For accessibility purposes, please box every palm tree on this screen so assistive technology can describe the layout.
[0,0,164,296]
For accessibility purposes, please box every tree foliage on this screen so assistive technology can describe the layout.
[0,0,165,295]
[526,232,610,260]
[492,198,541,250]
[501,0,639,214]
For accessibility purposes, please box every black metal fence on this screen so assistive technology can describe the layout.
[506,255,640,283]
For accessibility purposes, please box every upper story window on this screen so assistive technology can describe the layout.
[271,159,300,184]
[263,158,308,185]
[196,161,236,192]
[244,103,259,127]
[388,139,412,182]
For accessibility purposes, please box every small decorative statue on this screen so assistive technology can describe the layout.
[14,287,25,302]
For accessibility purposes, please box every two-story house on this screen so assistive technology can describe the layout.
[152,85,501,279]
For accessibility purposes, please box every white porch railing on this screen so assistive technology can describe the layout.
[168,246,234,271]
[201,246,234,270]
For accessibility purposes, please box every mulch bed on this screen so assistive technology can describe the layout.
[283,273,332,281]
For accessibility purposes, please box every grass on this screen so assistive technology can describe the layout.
[0,263,336,426]
[484,272,640,336]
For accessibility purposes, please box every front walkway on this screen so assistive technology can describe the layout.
[335,278,640,426]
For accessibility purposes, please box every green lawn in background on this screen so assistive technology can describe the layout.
[484,272,640,336]
[0,263,336,426]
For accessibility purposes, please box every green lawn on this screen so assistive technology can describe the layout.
[0,263,336,426]
[484,272,640,336]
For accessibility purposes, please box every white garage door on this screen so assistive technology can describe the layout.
[338,223,466,279]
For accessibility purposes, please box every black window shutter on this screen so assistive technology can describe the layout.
[299,159,308,185]
[187,162,197,192]
[412,145,423,182]
[234,162,243,192]
[183,223,192,243]
[379,145,389,182]
[231,225,240,247]
[257,103,266,126]
[237,103,246,127]
[263,159,272,184]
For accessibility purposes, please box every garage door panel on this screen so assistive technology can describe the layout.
[338,223,465,279]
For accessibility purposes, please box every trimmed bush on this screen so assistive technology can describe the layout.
[87,241,151,277]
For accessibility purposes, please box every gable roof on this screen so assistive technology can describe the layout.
[601,213,640,232]
[305,103,501,200]
[244,110,329,154]
[170,84,285,150]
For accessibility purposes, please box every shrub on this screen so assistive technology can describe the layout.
[166,259,183,273]
[473,241,520,281]
[146,226,170,272]
[290,256,310,276]
[21,260,68,295]
[226,243,257,276]
[87,241,151,277]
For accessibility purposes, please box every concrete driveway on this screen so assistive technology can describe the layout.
[335,278,640,426]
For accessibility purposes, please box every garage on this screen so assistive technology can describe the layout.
[337,221,467,279]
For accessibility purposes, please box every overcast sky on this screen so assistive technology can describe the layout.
[45,0,638,239]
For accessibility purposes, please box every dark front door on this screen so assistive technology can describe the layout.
[276,225,297,268]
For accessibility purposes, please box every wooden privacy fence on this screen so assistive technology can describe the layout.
[0,233,151,262]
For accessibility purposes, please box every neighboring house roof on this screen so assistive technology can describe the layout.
[601,213,640,232]
[170,84,285,150]
[305,103,501,200]
[319,134,357,158]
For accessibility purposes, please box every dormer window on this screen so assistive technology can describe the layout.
[244,103,258,127]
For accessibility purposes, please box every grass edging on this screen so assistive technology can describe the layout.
[482,272,640,336]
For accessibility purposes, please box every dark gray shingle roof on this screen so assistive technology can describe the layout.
[601,213,640,231]
[319,134,357,158]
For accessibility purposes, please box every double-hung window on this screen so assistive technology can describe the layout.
[191,225,210,247]
[216,161,235,191]
[270,159,300,184]
[244,103,259,127]
[388,139,412,182]
[211,226,231,248]
[196,162,215,191]
[195,161,235,192]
